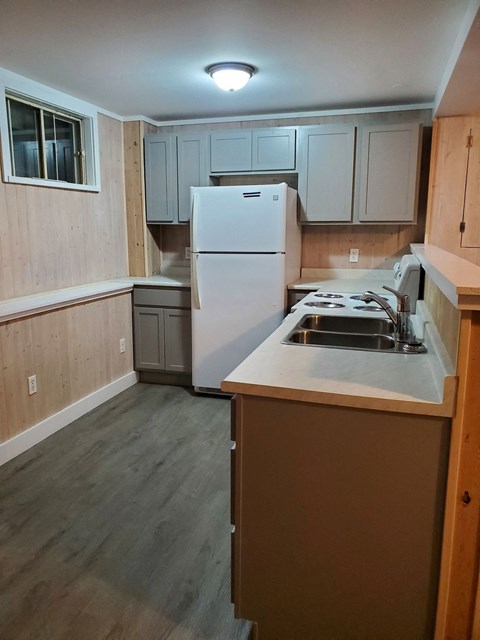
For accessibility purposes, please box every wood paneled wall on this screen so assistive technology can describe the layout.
[423,275,461,368]
[0,294,133,443]
[0,114,128,301]
[0,114,133,447]
[138,109,431,273]
[301,222,425,269]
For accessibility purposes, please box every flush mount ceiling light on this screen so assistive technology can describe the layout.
[207,62,256,92]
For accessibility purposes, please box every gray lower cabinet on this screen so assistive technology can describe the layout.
[133,287,191,373]
[210,128,296,173]
[145,133,208,224]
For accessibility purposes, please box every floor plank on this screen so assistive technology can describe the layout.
[0,383,250,640]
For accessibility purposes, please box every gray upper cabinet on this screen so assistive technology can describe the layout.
[210,131,252,172]
[176,132,208,223]
[145,135,177,223]
[210,128,296,173]
[252,129,296,171]
[298,125,356,223]
[357,123,422,223]
[145,132,208,224]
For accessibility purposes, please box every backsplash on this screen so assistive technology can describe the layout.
[159,219,425,271]
[302,221,425,270]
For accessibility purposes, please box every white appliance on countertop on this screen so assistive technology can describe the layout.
[393,253,421,312]
[190,183,301,393]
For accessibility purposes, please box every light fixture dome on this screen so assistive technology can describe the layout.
[207,62,256,92]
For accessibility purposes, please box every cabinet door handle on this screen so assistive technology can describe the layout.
[192,253,201,309]
[191,193,199,253]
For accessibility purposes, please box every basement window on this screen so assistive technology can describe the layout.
[7,95,85,184]
[1,89,100,192]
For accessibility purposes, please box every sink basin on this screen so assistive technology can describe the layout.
[285,329,396,351]
[299,315,395,335]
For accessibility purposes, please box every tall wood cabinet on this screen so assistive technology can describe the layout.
[427,115,480,251]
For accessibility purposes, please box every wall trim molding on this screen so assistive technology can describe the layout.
[0,371,138,467]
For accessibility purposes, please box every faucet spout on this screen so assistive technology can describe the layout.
[361,286,414,343]
[360,291,398,326]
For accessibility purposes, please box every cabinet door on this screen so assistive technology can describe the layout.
[210,131,252,172]
[176,133,208,223]
[133,307,165,370]
[461,122,480,248]
[358,123,421,223]
[144,134,177,223]
[252,128,296,171]
[164,309,192,373]
[298,125,355,222]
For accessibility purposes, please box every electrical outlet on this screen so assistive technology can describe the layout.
[349,248,359,263]
[185,246,191,260]
[28,374,37,395]
[119,338,126,354]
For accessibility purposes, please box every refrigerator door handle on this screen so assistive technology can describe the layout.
[191,193,199,253]
[192,253,201,309]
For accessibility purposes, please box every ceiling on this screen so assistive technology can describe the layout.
[0,0,477,122]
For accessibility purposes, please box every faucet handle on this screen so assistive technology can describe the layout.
[382,285,410,312]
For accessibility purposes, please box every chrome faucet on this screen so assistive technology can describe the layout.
[361,285,413,343]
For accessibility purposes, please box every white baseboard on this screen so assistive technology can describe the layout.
[0,371,138,467]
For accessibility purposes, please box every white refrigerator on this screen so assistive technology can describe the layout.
[190,183,301,393]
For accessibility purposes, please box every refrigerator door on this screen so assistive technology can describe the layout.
[191,252,286,391]
[191,184,289,253]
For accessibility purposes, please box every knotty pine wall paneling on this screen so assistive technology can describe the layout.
[0,114,128,301]
[0,294,133,443]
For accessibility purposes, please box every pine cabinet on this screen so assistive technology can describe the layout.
[209,128,296,173]
[298,122,422,224]
[133,287,191,373]
[428,116,480,249]
[144,133,208,224]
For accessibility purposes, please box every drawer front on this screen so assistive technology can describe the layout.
[133,287,191,308]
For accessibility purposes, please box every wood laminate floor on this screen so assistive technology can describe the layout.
[0,383,251,640]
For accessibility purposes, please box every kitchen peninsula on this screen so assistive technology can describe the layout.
[223,247,461,640]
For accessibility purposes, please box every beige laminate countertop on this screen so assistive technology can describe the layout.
[288,268,395,293]
[116,268,191,288]
[411,244,480,309]
[0,270,191,323]
[222,302,456,417]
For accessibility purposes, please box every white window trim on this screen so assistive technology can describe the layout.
[0,67,101,192]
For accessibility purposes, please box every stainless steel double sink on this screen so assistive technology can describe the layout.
[283,314,424,353]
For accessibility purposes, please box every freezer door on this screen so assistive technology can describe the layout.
[191,184,291,253]
[191,253,286,391]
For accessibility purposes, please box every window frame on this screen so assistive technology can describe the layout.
[0,68,101,192]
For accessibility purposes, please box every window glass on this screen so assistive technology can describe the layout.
[6,95,85,185]
[8,99,42,179]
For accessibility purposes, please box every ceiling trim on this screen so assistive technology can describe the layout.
[125,103,434,128]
